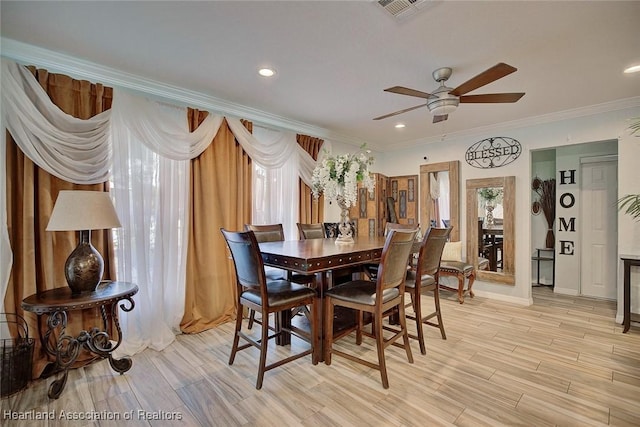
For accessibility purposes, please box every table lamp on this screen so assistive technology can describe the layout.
[46,190,121,294]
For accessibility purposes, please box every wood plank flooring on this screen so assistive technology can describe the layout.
[2,286,639,426]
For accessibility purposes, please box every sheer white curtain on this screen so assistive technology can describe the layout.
[0,86,9,337]
[110,94,197,355]
[251,126,300,240]
[439,171,451,225]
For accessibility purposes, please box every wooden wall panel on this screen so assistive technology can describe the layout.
[349,173,389,236]
[388,175,418,226]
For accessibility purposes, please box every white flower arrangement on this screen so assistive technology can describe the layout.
[311,146,375,208]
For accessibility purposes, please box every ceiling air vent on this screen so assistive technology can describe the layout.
[377,0,432,20]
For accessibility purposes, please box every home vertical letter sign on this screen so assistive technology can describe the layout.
[557,169,577,256]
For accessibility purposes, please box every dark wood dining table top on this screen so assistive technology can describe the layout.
[259,235,388,274]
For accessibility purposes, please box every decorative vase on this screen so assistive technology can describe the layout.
[485,199,496,227]
[545,228,555,249]
[335,195,354,245]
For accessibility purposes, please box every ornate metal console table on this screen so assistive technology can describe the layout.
[621,256,640,333]
[22,281,137,399]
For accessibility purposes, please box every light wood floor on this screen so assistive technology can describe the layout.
[3,286,640,426]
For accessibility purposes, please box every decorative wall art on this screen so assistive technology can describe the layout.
[359,188,367,218]
[399,190,407,218]
[408,178,415,202]
[466,136,521,169]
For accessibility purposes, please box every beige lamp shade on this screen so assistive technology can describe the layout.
[47,190,121,293]
[47,190,121,231]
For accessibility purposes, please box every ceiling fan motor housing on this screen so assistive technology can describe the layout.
[427,85,459,115]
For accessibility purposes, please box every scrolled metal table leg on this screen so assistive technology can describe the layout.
[106,296,135,374]
[45,311,82,399]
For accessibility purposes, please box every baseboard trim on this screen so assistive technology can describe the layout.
[553,287,579,296]
[471,290,532,306]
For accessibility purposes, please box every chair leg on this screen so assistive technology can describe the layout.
[467,270,476,299]
[456,272,465,304]
[433,285,446,340]
[248,309,255,329]
[229,303,244,365]
[256,309,270,390]
[356,311,363,345]
[398,299,414,365]
[413,289,426,355]
[374,310,389,389]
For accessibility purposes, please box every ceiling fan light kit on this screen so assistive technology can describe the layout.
[374,63,525,123]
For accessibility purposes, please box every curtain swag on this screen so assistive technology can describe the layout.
[1,58,112,184]
[1,58,317,184]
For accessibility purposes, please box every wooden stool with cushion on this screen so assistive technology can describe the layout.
[439,241,489,304]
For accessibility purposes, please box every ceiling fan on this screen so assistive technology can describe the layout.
[373,63,525,123]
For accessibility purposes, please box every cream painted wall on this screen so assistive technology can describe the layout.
[330,106,640,308]
[617,119,640,321]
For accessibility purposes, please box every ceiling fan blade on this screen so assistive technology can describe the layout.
[373,104,427,120]
[449,63,517,97]
[384,86,432,99]
[459,93,525,103]
[433,114,448,123]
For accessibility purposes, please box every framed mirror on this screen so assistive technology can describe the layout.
[466,176,515,285]
[420,161,460,241]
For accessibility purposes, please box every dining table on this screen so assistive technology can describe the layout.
[259,235,421,356]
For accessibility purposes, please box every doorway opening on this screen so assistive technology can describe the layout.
[530,140,618,298]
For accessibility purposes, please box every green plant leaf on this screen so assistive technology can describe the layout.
[617,194,640,221]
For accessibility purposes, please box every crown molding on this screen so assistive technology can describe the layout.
[3,37,637,153]
[0,37,365,147]
[397,96,640,149]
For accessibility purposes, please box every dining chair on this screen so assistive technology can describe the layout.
[324,228,418,389]
[364,222,418,280]
[221,228,318,390]
[244,223,287,278]
[293,223,327,319]
[245,223,317,288]
[478,219,496,264]
[323,221,357,239]
[297,222,325,240]
[300,222,359,286]
[402,226,452,355]
[244,223,317,330]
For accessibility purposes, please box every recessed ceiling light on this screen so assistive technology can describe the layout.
[395,123,405,128]
[258,68,275,77]
[624,65,640,74]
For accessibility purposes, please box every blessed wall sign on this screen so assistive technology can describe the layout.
[465,137,521,169]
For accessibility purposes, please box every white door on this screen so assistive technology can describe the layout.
[580,159,617,299]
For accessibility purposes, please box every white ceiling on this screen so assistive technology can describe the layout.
[1,1,639,152]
